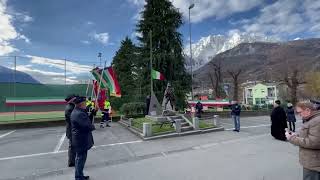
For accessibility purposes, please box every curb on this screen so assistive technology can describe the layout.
[118,120,225,141]
[0,116,121,130]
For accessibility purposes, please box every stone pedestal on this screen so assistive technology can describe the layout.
[175,119,182,133]
[193,117,199,130]
[143,123,152,137]
[213,115,220,127]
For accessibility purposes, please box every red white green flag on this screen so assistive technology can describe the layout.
[102,67,121,97]
[151,69,165,80]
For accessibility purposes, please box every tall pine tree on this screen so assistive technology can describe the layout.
[111,37,139,107]
[136,0,191,110]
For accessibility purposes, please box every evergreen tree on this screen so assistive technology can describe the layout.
[136,0,191,110]
[111,37,139,107]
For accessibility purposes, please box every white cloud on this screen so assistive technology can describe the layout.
[243,0,304,37]
[20,14,33,22]
[90,32,110,45]
[232,0,320,39]
[26,55,92,74]
[172,0,264,23]
[0,0,31,55]
[81,40,90,45]
[19,34,31,44]
[128,0,264,23]
[0,0,18,55]
[127,0,145,7]
[86,21,94,25]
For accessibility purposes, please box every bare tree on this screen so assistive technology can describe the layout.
[282,69,305,105]
[209,59,225,98]
[228,69,243,101]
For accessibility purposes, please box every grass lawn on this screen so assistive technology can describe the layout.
[0,111,121,123]
[132,117,175,135]
[0,112,65,122]
[199,121,216,129]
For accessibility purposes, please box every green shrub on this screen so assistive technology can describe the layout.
[120,102,146,116]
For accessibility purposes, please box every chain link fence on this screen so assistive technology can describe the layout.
[0,55,96,122]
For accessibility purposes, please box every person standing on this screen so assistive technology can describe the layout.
[195,98,203,118]
[231,101,241,132]
[286,103,296,132]
[64,94,77,167]
[270,100,287,141]
[71,96,95,180]
[101,99,111,128]
[286,101,320,180]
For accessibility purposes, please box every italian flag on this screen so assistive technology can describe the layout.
[151,69,165,80]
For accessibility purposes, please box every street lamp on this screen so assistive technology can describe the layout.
[98,52,102,67]
[189,3,195,100]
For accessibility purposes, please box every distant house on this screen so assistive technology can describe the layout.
[243,83,279,105]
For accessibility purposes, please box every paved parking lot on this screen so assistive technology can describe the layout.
[0,116,303,180]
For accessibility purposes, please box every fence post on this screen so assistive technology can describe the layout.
[175,119,182,133]
[213,115,220,127]
[193,117,199,130]
[143,123,152,137]
[128,118,133,127]
[13,56,16,121]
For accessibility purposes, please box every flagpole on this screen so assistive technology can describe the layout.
[96,62,106,109]
[150,30,153,95]
[85,79,90,97]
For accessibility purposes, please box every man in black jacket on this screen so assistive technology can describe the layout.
[64,94,77,167]
[71,96,95,180]
[230,101,241,132]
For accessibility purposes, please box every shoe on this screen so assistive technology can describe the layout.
[84,176,90,180]
[106,124,111,127]
[233,129,237,132]
[236,130,240,132]
[100,124,104,128]
[68,163,74,167]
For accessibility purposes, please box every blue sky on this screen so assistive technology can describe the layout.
[0,0,319,83]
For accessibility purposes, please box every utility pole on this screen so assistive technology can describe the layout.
[189,3,195,100]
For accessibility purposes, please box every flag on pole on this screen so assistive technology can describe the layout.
[102,67,121,97]
[151,69,165,80]
[91,67,121,98]
[90,67,108,89]
[93,80,107,109]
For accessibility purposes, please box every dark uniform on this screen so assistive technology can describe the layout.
[71,96,95,180]
[64,94,77,167]
[195,101,203,118]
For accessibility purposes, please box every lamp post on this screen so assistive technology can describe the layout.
[189,3,195,100]
[98,52,102,67]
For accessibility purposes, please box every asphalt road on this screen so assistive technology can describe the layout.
[0,116,303,180]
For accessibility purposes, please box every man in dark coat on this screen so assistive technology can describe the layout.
[71,96,95,180]
[195,98,203,118]
[230,101,241,132]
[271,100,288,141]
[64,94,77,167]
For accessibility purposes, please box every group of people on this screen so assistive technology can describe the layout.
[230,99,320,180]
[64,94,112,180]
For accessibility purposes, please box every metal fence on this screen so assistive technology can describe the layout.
[0,55,98,122]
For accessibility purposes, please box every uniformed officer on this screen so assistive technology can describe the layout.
[64,94,77,167]
[71,96,95,180]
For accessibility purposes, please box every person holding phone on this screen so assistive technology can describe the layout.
[286,101,320,180]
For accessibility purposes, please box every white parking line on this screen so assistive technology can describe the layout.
[0,130,16,139]
[0,140,143,161]
[225,124,270,131]
[54,133,66,153]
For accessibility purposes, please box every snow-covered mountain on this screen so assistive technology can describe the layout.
[184,32,277,70]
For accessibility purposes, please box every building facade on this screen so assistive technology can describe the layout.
[243,83,278,105]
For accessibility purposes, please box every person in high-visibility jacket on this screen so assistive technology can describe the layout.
[101,99,111,128]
